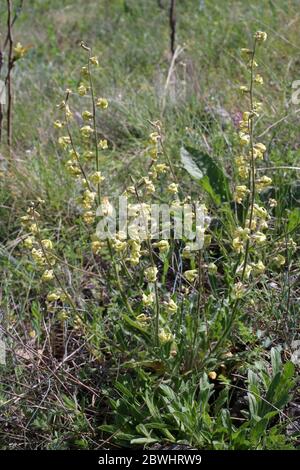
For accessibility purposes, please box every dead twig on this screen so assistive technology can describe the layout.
[7,0,14,149]
[169,0,176,56]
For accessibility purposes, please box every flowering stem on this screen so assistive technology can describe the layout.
[87,49,101,206]
[83,49,134,318]
[31,209,80,319]
[65,94,92,191]
[106,239,134,316]
[133,183,160,345]
[241,39,257,280]
[212,39,259,355]
[6,0,13,150]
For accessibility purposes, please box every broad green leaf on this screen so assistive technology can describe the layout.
[283,361,295,380]
[180,146,231,204]
[271,347,282,376]
[288,207,300,231]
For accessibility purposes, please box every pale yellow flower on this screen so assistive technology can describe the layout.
[253,101,263,112]
[273,254,285,267]
[58,136,71,149]
[82,110,93,121]
[240,48,252,56]
[144,266,158,283]
[155,163,168,174]
[136,314,150,323]
[152,239,170,254]
[83,211,95,225]
[239,132,250,146]
[159,329,173,343]
[80,125,94,138]
[96,98,108,109]
[53,120,63,129]
[89,56,99,66]
[208,371,217,380]
[235,227,250,240]
[254,143,266,153]
[251,260,265,275]
[256,175,272,192]
[78,83,88,96]
[182,244,193,259]
[233,237,244,253]
[142,292,155,306]
[81,66,89,78]
[65,160,81,177]
[233,282,245,299]
[254,74,264,85]
[254,31,267,42]
[167,182,178,194]
[251,232,267,244]
[41,269,54,282]
[253,204,269,219]
[90,171,105,185]
[184,269,198,283]
[149,132,160,143]
[31,248,45,265]
[269,198,277,208]
[207,262,217,275]
[112,238,127,253]
[13,42,27,59]
[41,239,53,250]
[91,240,103,254]
[164,298,178,314]
[47,291,61,302]
[234,185,250,204]
[143,177,155,195]
[237,263,252,279]
[99,139,108,149]
[23,236,35,249]
[29,223,38,234]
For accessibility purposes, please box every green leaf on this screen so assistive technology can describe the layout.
[99,424,116,433]
[180,146,231,205]
[288,208,300,231]
[248,393,259,420]
[145,391,160,419]
[271,347,282,376]
[250,417,269,442]
[159,384,177,402]
[123,314,151,339]
[283,361,295,380]
[130,437,158,444]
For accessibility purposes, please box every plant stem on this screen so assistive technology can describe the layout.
[7,0,13,150]
[169,0,176,57]
[87,50,101,206]
[241,39,257,279]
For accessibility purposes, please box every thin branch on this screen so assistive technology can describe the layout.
[7,0,14,148]
[3,0,24,50]
[169,0,176,56]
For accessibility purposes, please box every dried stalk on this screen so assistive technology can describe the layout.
[7,0,14,148]
[0,0,24,145]
[169,0,176,56]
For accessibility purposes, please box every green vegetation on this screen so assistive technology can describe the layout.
[0,0,299,450]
